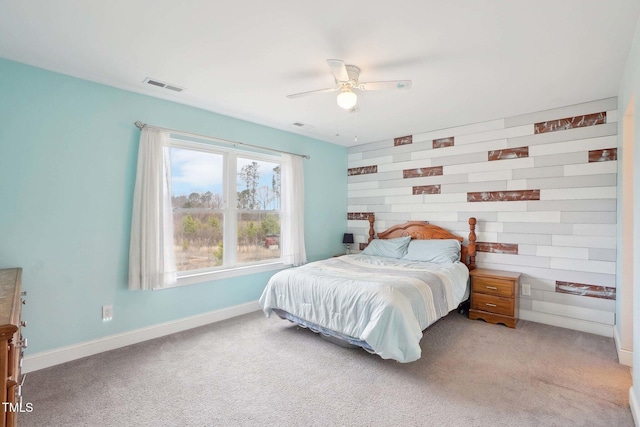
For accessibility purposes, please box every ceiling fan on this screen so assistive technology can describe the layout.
[287,59,412,110]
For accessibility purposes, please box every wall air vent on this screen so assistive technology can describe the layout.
[143,77,185,93]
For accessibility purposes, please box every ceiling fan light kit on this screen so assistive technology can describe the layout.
[337,88,358,110]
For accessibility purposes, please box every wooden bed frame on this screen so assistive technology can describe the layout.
[266,216,479,358]
[366,216,477,270]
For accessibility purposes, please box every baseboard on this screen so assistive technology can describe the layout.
[22,301,261,373]
[630,386,640,427]
[519,309,613,337]
[613,324,634,367]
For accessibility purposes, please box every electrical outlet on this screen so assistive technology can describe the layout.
[521,284,531,296]
[102,305,113,321]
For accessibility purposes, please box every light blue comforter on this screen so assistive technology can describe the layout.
[259,254,469,363]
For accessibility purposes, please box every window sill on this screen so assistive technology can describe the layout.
[159,262,290,289]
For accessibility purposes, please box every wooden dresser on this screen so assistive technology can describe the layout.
[469,268,520,328]
[0,268,26,426]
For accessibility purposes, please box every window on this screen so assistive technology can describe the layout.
[128,127,305,291]
[169,140,283,277]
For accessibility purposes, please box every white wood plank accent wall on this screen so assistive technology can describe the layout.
[347,98,618,337]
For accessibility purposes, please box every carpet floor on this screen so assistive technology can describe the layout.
[20,311,633,426]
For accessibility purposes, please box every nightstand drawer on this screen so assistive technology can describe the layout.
[472,276,514,297]
[471,293,514,316]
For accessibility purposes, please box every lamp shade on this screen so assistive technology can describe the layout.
[342,233,354,244]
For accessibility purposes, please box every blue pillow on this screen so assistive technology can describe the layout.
[361,236,412,259]
[402,239,461,263]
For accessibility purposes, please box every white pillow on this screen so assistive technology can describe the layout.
[361,236,412,259]
[402,239,461,263]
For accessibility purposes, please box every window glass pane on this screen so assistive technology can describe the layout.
[170,147,225,272]
[170,147,225,209]
[236,157,281,264]
[236,158,281,210]
[237,212,281,264]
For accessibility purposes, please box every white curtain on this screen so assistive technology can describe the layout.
[128,128,177,290]
[280,153,306,266]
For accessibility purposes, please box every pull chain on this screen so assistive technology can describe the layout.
[353,106,358,143]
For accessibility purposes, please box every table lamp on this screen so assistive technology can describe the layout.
[342,233,354,254]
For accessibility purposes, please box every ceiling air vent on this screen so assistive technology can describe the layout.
[292,122,314,129]
[143,77,185,93]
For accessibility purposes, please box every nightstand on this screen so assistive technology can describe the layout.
[468,268,521,328]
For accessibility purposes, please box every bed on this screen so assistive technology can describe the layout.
[259,216,477,363]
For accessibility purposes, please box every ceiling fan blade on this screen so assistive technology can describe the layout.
[286,87,338,99]
[358,80,412,91]
[326,59,349,82]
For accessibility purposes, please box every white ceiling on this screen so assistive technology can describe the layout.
[1,1,638,147]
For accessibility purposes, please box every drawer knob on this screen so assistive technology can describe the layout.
[21,299,26,305]
[20,291,27,297]
[485,303,497,307]
[20,320,27,328]
[17,337,27,349]
[486,286,498,290]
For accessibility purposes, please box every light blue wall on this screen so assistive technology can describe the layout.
[618,14,640,422]
[0,58,347,355]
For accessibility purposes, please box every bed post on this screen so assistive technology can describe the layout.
[468,217,477,270]
[368,215,375,243]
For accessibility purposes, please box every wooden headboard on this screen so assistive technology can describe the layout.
[367,216,477,270]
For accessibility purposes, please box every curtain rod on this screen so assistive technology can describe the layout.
[133,121,310,159]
